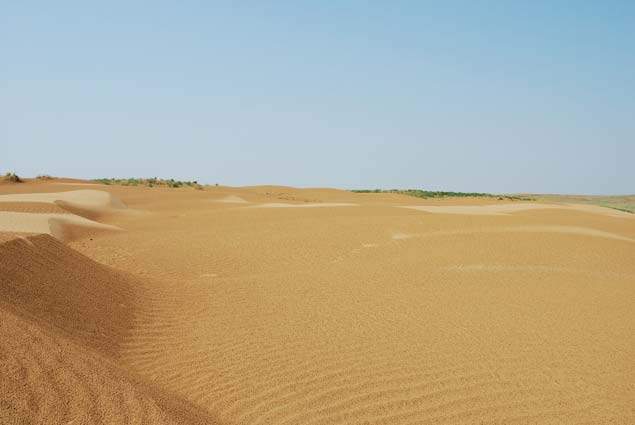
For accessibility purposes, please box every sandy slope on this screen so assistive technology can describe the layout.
[0,234,217,425]
[1,181,634,424]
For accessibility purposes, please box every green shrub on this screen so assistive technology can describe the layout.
[351,189,533,200]
[2,172,23,183]
[93,177,205,189]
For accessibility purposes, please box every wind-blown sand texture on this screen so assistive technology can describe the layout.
[1,180,633,424]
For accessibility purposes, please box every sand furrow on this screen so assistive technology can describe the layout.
[227,359,472,420]
[269,371,500,425]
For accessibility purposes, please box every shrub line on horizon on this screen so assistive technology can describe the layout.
[93,177,203,189]
[350,189,533,201]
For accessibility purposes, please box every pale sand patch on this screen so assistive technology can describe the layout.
[401,203,634,218]
[559,202,634,218]
[391,232,416,240]
[0,190,126,211]
[254,202,357,208]
[442,264,633,279]
[0,211,120,241]
[401,203,565,216]
[53,182,102,186]
[217,196,249,203]
[507,225,634,242]
[444,263,533,272]
[391,225,632,243]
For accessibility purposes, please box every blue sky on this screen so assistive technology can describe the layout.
[2,1,634,194]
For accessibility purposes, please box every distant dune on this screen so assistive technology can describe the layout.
[1,179,633,424]
[526,193,635,214]
[401,202,634,218]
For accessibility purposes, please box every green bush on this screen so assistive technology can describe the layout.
[93,177,205,189]
[351,189,533,201]
[2,172,23,183]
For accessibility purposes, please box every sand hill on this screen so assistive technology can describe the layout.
[1,180,633,424]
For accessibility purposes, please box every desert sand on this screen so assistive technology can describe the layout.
[1,179,633,424]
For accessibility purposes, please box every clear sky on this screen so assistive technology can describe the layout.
[2,1,634,194]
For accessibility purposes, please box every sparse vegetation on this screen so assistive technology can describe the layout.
[36,174,54,180]
[606,206,635,214]
[527,194,635,214]
[93,177,204,189]
[352,189,633,213]
[351,189,533,201]
[2,172,23,183]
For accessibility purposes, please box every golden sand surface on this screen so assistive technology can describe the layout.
[1,180,633,424]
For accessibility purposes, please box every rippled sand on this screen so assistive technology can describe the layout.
[1,180,633,424]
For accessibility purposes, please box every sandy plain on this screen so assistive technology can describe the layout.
[1,179,633,424]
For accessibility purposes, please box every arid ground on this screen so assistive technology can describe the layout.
[1,179,633,424]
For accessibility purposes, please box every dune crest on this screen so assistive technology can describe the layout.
[0,189,127,212]
[0,211,121,242]
[0,190,127,241]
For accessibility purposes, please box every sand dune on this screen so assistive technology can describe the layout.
[1,181,633,424]
[0,189,127,241]
[401,202,635,218]
[0,234,135,354]
[0,189,127,212]
[0,234,217,425]
[0,211,120,241]
[0,201,72,214]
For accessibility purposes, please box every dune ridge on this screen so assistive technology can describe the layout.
[0,211,121,242]
[0,189,128,241]
[0,189,127,210]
